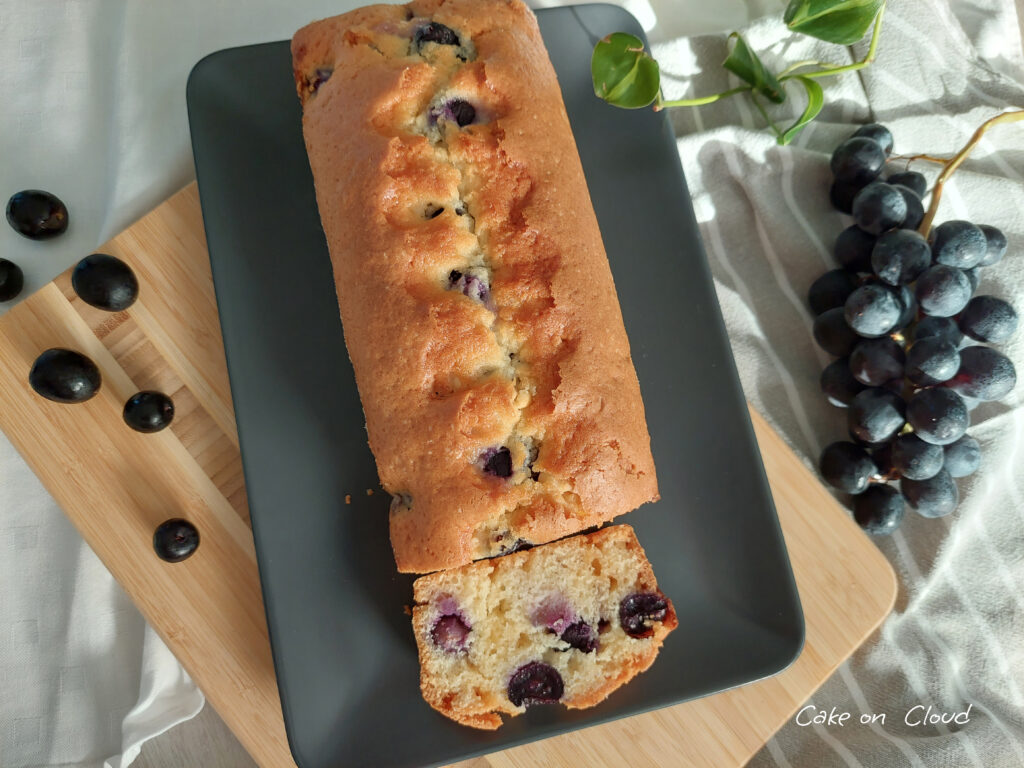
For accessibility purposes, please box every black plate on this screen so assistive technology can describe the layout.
[186,5,803,767]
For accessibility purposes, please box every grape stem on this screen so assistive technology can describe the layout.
[890,153,949,167]
[918,109,1024,236]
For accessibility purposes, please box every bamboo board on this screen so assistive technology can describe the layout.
[0,184,897,767]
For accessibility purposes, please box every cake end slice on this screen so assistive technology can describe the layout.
[411,525,677,729]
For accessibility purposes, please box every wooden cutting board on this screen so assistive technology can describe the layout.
[0,184,897,768]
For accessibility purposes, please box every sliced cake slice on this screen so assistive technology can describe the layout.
[411,525,677,729]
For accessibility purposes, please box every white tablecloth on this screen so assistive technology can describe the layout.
[1,1,1022,766]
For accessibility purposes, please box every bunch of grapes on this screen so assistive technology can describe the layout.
[813,124,1018,534]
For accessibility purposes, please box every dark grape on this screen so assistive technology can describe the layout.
[507,662,563,707]
[430,99,476,127]
[821,357,866,407]
[29,348,101,404]
[854,484,905,534]
[891,433,944,480]
[849,338,906,386]
[913,315,963,346]
[871,442,897,479]
[153,518,200,562]
[905,337,960,386]
[958,296,1018,343]
[413,21,461,49]
[963,267,980,293]
[907,387,968,445]
[849,429,890,451]
[0,258,25,302]
[886,171,927,198]
[830,180,862,215]
[849,388,906,444]
[481,446,513,477]
[808,269,860,315]
[619,592,669,638]
[915,265,971,317]
[814,307,860,356]
[819,441,878,494]
[853,183,907,235]
[834,226,877,272]
[894,185,925,231]
[845,284,902,337]
[896,285,918,329]
[559,620,597,653]
[831,137,886,185]
[852,123,894,155]
[123,391,175,433]
[871,229,931,285]
[930,220,987,269]
[944,434,981,478]
[431,614,471,653]
[6,189,69,239]
[947,346,1016,401]
[71,253,139,312]
[902,469,958,518]
[305,68,332,95]
[977,224,1007,267]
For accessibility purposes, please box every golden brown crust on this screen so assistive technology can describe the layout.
[293,0,657,573]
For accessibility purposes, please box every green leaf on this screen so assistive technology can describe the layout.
[778,76,824,144]
[723,33,785,104]
[591,32,660,109]
[784,0,884,45]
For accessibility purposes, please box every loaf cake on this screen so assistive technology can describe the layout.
[411,525,677,729]
[292,0,658,573]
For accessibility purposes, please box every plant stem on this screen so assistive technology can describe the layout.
[750,92,784,140]
[918,109,1024,236]
[778,59,827,78]
[656,84,752,110]
[784,4,886,82]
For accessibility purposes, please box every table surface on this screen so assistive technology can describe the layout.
[0,185,897,768]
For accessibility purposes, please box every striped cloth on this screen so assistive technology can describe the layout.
[652,0,1024,765]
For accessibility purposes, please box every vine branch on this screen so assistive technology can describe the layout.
[918,110,1024,236]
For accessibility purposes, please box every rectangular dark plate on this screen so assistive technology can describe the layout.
[186,5,803,767]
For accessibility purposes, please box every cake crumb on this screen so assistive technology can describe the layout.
[366,488,374,496]
[403,604,412,616]
[344,494,352,505]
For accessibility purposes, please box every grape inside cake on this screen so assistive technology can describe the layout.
[411,525,677,729]
[291,0,658,573]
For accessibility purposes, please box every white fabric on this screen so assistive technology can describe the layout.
[656,2,1024,766]
[1,0,1021,766]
